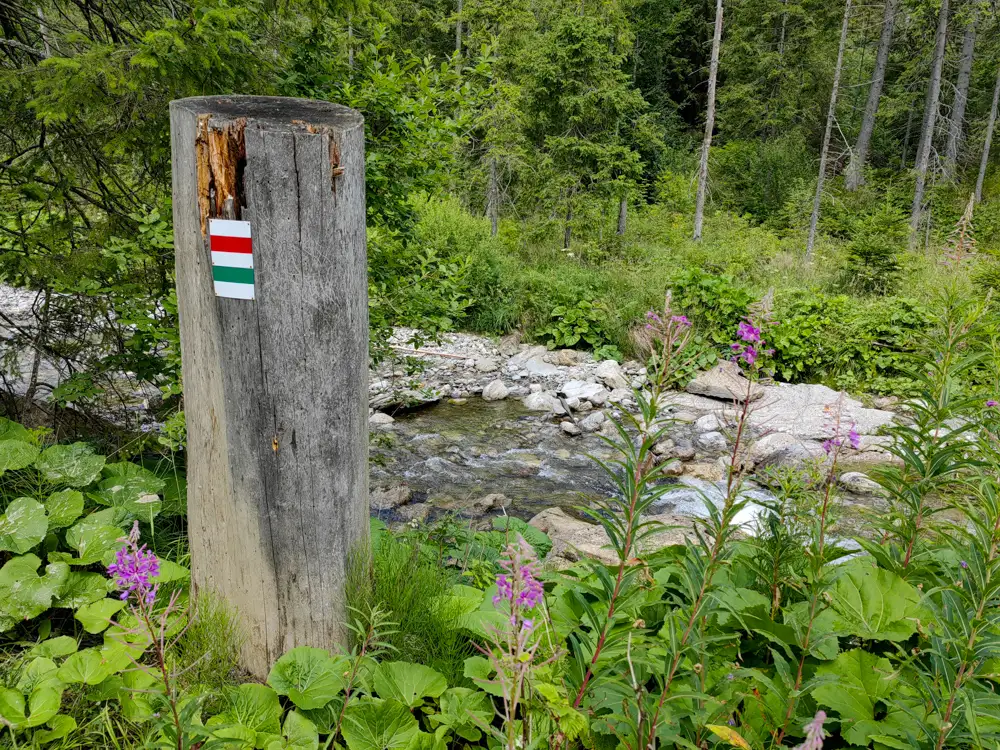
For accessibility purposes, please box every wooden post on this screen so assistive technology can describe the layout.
[169,96,369,678]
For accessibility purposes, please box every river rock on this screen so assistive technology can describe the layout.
[576,400,593,413]
[371,484,412,510]
[524,357,561,377]
[697,431,728,451]
[528,507,693,568]
[750,433,826,467]
[529,383,543,393]
[509,344,548,366]
[653,439,675,456]
[560,380,607,402]
[470,493,512,512]
[475,357,500,372]
[686,361,763,403]
[839,471,884,495]
[608,388,633,404]
[498,333,522,356]
[749,383,895,440]
[684,462,726,481]
[595,360,629,390]
[369,412,395,427]
[661,459,684,476]
[694,413,721,432]
[588,387,610,406]
[482,380,508,401]
[546,349,588,366]
[580,411,606,433]
[524,391,561,412]
[561,421,582,436]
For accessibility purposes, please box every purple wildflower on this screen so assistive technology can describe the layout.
[737,321,761,344]
[645,311,662,323]
[848,427,861,450]
[741,346,758,366]
[671,315,691,328]
[493,539,544,611]
[988,400,999,408]
[107,521,160,605]
[795,711,827,750]
[961,560,969,569]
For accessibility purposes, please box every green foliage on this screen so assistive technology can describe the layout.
[534,299,621,359]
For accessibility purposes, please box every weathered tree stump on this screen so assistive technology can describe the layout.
[169,96,368,678]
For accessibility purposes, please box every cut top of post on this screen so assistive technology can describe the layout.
[170,95,364,131]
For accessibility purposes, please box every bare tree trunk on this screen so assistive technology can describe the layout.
[617,194,627,235]
[806,0,852,258]
[36,7,51,57]
[693,0,724,241]
[943,7,977,181]
[347,15,354,69]
[901,103,914,168]
[21,288,50,421]
[486,157,499,236]
[909,0,950,249]
[976,64,1000,203]
[455,0,463,59]
[845,0,898,191]
[778,0,787,57]
[564,202,573,249]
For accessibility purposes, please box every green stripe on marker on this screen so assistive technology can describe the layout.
[212,266,255,284]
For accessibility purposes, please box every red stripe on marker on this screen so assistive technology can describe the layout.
[209,234,253,254]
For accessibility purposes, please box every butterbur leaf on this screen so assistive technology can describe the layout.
[90,474,164,520]
[52,572,109,609]
[0,439,40,474]
[831,562,925,641]
[491,516,552,559]
[267,647,346,710]
[402,732,447,750]
[57,648,112,685]
[813,648,893,745]
[0,555,68,631]
[35,444,105,487]
[152,559,190,584]
[25,683,63,727]
[212,684,282,740]
[0,497,48,553]
[373,662,448,708]
[44,490,84,529]
[34,715,77,744]
[426,687,492,741]
[75,598,126,634]
[0,687,26,727]
[342,699,419,750]
[705,724,752,749]
[65,510,126,566]
[0,418,32,442]
[264,710,319,750]
[28,636,78,659]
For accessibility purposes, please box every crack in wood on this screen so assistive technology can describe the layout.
[196,115,247,232]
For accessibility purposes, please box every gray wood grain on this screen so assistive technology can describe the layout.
[169,96,368,677]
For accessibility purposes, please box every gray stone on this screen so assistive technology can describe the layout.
[608,388,633,404]
[564,397,581,410]
[653,439,675,456]
[369,412,395,427]
[684,461,726,481]
[686,361,764,403]
[576,400,594,413]
[470,493,512,513]
[697,431,728,451]
[560,421,582,436]
[498,333,522,357]
[839,471,885,496]
[509,345,548,366]
[546,349,588,366]
[396,503,431,524]
[560,380,607,402]
[661,459,684,476]
[749,383,895,440]
[580,411,606,433]
[475,357,500,373]
[694,413,721,432]
[673,446,697,461]
[371,484,412,511]
[523,391,561,412]
[524,357,561,377]
[529,383,543,393]
[595,360,629,390]
[749,433,826,467]
[588,387,611,406]
[482,379,509,401]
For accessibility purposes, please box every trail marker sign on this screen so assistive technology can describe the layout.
[209,219,254,299]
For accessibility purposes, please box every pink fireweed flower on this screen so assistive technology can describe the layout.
[108,521,160,605]
[493,538,544,611]
[671,315,691,328]
[848,427,861,450]
[795,710,827,750]
[737,320,761,343]
[988,400,999,408]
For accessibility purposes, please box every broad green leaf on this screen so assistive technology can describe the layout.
[52,572,109,609]
[831,562,925,641]
[402,733,447,750]
[784,603,842,660]
[814,649,894,745]
[426,687,492,741]
[25,684,63,727]
[90,474,164,520]
[117,668,160,721]
[75,598,126,633]
[152,559,189,584]
[28,636,78,659]
[0,687,26,727]
[463,656,502,697]
[0,439,40,474]
[713,587,770,627]
[44,490,84,529]
[65,510,125,566]
[267,647,347,710]
[491,516,552,559]
[0,497,48,553]
[57,648,112,685]
[33,715,77,744]
[342,699,420,750]
[35,443,106,487]
[0,555,68,631]
[373,662,448,708]
[265,710,319,750]
[211,684,282,742]
[0,418,32,442]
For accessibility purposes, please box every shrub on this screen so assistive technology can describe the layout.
[711,135,813,224]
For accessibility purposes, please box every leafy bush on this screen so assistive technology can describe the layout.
[667,267,753,345]
[711,135,814,224]
[533,299,622,359]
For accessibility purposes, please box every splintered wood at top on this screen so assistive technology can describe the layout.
[195,115,247,233]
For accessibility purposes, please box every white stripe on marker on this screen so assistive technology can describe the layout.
[211,251,254,269]
[213,281,256,300]
[209,218,252,238]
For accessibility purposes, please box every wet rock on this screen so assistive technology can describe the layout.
[470,493,512,513]
[839,471,884,495]
[750,433,826,467]
[560,380,607,402]
[369,412,395,427]
[697,431,728,451]
[475,357,500,373]
[482,380,509,402]
[580,411,606,433]
[595,360,629,390]
[371,484,412,510]
[561,421,582,436]
[686,361,764,403]
[397,503,431,524]
[447,398,468,405]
